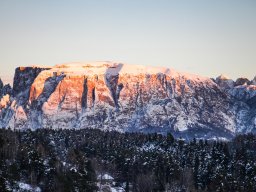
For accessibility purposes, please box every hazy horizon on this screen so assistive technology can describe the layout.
[0,0,255,83]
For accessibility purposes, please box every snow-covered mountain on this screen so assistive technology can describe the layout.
[0,61,255,139]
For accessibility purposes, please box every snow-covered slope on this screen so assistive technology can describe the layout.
[0,62,255,139]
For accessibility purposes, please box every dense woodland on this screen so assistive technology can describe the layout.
[0,128,256,192]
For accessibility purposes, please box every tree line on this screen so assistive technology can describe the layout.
[0,128,256,191]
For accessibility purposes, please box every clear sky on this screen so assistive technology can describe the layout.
[0,0,255,84]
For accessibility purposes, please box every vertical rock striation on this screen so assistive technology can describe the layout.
[81,77,88,112]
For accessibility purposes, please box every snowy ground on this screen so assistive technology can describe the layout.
[7,182,41,192]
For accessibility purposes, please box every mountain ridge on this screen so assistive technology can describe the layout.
[0,62,255,139]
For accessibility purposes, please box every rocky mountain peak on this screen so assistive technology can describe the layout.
[0,78,3,90]
[216,74,230,80]
[215,74,234,90]
[251,76,256,85]
[235,78,250,86]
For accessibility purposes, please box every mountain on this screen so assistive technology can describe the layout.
[0,61,255,139]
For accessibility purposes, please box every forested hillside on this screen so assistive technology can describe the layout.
[0,129,256,192]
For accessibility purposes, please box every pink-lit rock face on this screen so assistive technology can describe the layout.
[29,62,214,110]
[0,61,255,139]
[0,94,10,109]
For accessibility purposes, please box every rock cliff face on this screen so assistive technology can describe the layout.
[215,75,256,134]
[0,62,255,139]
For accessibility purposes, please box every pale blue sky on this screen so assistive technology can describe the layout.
[0,0,256,84]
